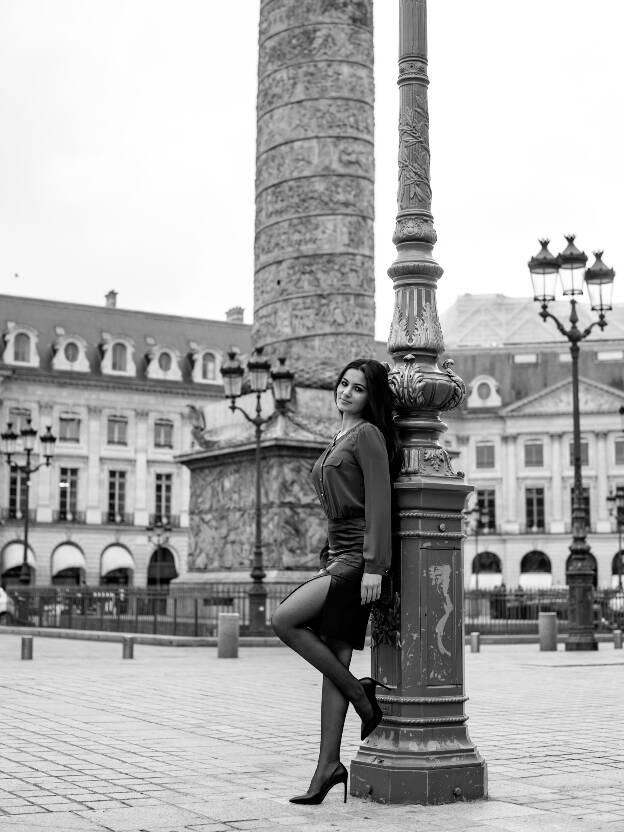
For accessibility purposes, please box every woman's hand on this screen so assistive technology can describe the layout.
[361,572,382,605]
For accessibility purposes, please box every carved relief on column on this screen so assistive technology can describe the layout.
[254,0,375,389]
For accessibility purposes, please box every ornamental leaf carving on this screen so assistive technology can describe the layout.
[398,101,431,211]
[371,591,401,648]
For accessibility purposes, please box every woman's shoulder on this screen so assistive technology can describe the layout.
[353,421,385,447]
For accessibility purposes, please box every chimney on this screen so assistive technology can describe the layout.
[225,306,244,324]
[105,290,118,308]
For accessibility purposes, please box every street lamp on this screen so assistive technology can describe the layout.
[0,419,56,584]
[529,235,615,650]
[220,348,294,635]
[607,489,624,591]
[464,502,490,591]
[146,517,172,587]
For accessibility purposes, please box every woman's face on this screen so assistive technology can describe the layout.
[336,368,368,417]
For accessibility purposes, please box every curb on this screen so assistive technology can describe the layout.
[1,625,618,647]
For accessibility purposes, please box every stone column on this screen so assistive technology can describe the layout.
[253,0,376,387]
[596,432,609,532]
[134,409,149,527]
[85,406,102,525]
[550,433,564,533]
[502,433,519,533]
[350,0,487,805]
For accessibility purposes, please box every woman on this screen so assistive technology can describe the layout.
[271,358,401,805]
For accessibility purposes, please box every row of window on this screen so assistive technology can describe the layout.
[7,408,176,449]
[475,438,624,469]
[8,469,175,525]
[9,332,219,380]
[471,486,624,532]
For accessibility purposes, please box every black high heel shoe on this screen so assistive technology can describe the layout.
[289,762,348,805]
[358,677,390,741]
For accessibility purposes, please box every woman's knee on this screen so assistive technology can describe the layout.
[271,607,289,640]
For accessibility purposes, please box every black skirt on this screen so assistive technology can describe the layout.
[279,517,372,651]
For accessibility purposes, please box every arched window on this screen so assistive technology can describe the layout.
[14,332,31,363]
[521,551,551,573]
[520,550,552,590]
[111,342,127,372]
[202,352,216,380]
[612,551,624,589]
[470,551,503,590]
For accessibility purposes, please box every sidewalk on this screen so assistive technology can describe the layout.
[0,635,622,832]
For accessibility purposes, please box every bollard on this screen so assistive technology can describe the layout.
[614,629,622,649]
[539,612,558,651]
[21,636,33,660]
[470,632,480,653]
[218,612,240,658]
[122,637,135,660]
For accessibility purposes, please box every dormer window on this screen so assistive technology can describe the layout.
[100,333,136,377]
[466,375,502,409]
[64,342,79,363]
[52,333,90,372]
[14,333,31,363]
[2,322,40,368]
[145,346,182,381]
[189,346,221,384]
[112,343,127,372]
[202,352,216,380]
[158,352,172,372]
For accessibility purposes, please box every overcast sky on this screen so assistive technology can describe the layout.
[1,1,622,341]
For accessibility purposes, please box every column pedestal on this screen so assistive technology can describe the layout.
[350,477,487,804]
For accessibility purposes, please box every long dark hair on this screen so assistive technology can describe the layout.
[334,358,402,480]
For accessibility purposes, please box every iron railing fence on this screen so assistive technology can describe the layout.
[2,583,300,636]
[3,586,623,636]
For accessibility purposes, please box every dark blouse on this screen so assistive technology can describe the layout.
[311,421,392,576]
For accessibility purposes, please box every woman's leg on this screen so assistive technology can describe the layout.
[305,635,353,792]
[271,577,371,720]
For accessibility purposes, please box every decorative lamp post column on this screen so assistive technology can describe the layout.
[465,504,490,591]
[1,419,56,584]
[146,517,173,588]
[220,348,294,635]
[529,236,615,651]
[607,489,624,591]
[350,0,487,804]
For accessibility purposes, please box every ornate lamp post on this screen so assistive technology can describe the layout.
[465,503,490,591]
[146,517,172,588]
[350,0,487,804]
[0,418,56,584]
[220,348,294,635]
[529,235,615,651]
[607,489,624,591]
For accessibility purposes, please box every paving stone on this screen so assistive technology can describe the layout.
[0,637,623,832]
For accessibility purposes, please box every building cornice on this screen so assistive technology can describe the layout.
[0,364,221,398]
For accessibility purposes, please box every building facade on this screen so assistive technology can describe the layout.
[3,290,624,590]
[442,294,624,590]
[0,293,250,588]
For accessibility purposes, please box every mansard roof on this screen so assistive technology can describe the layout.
[441,294,624,349]
[0,293,251,383]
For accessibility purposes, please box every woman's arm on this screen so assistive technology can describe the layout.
[355,424,392,577]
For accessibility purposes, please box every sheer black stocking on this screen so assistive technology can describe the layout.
[271,576,371,724]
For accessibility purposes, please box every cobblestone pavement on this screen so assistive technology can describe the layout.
[0,635,622,832]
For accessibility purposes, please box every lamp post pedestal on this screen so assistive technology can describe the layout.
[350,478,487,804]
[248,579,269,636]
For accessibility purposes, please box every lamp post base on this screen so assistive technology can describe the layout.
[247,582,269,636]
[350,745,487,805]
[566,568,598,651]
